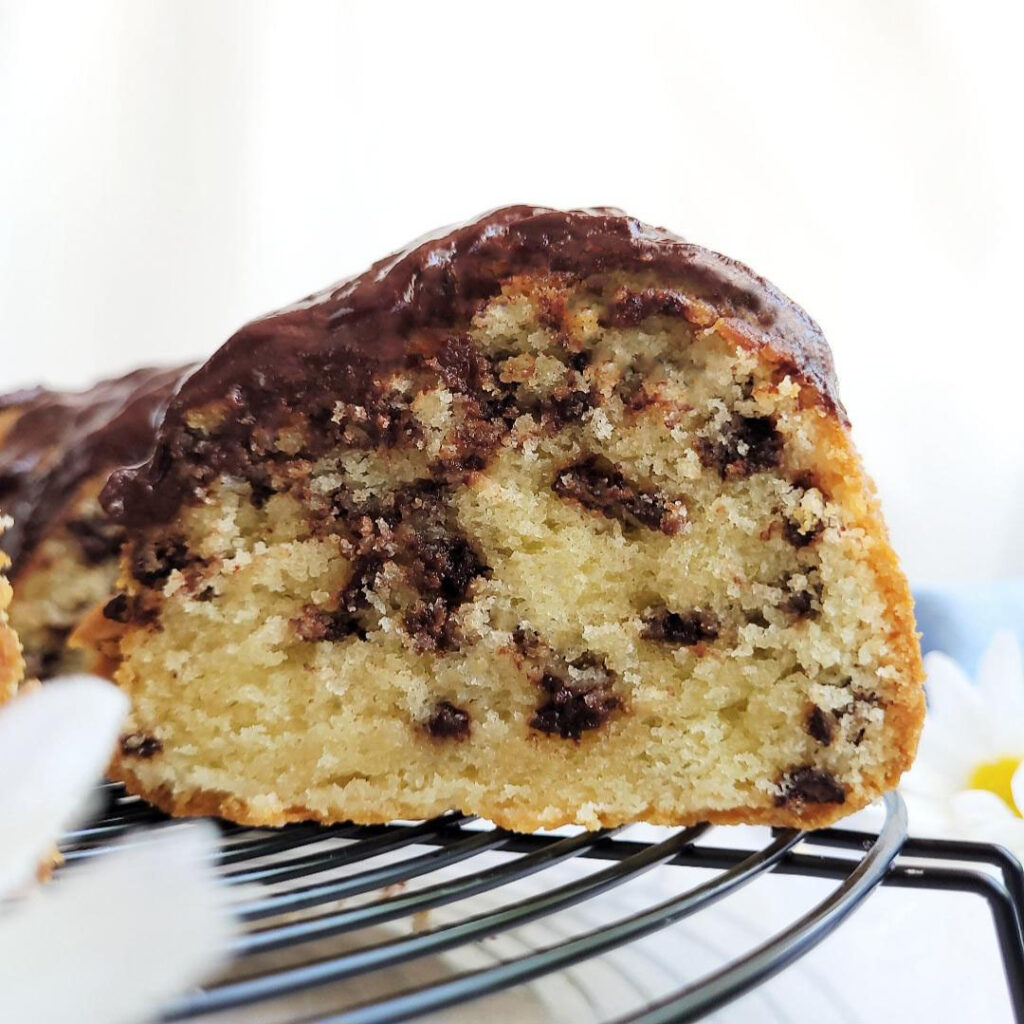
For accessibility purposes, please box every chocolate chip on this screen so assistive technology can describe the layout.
[248,475,276,508]
[29,625,73,679]
[774,766,845,806]
[293,604,365,643]
[425,700,471,740]
[511,625,542,659]
[102,593,131,622]
[552,455,686,535]
[404,599,462,653]
[64,516,126,565]
[547,389,597,426]
[325,482,489,650]
[332,387,421,449]
[509,624,559,680]
[697,415,783,480]
[407,530,487,609]
[615,373,656,411]
[528,652,621,740]
[806,705,834,745]
[430,417,508,479]
[417,338,512,477]
[530,670,621,740]
[337,552,386,619]
[130,537,193,588]
[790,471,822,494]
[479,387,522,430]
[101,592,156,627]
[786,585,823,620]
[120,733,163,759]
[568,351,590,372]
[779,572,823,619]
[196,586,216,602]
[857,691,884,706]
[641,609,719,646]
[783,518,824,548]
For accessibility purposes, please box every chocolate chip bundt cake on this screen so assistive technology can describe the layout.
[93,206,924,830]
[0,369,187,678]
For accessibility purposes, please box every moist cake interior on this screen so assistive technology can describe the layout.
[102,266,919,829]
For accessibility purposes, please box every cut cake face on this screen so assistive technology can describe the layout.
[85,206,923,830]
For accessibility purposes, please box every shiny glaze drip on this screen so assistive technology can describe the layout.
[0,365,191,571]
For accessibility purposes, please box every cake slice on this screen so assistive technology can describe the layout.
[0,368,188,677]
[91,206,923,830]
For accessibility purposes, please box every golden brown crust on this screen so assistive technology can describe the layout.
[67,600,123,679]
[108,759,892,831]
[739,329,926,790]
[818,420,924,786]
[0,554,25,706]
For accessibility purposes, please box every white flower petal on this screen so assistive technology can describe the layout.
[976,630,1024,702]
[976,631,1024,739]
[923,651,999,751]
[911,719,978,787]
[950,788,1018,830]
[0,677,128,894]
[0,822,232,1024]
[923,651,978,713]
[902,764,965,800]
[1010,760,1024,821]
[895,641,1024,858]
[904,796,957,838]
[962,814,1024,856]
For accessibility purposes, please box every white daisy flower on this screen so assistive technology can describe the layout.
[900,630,1024,855]
[0,676,233,1024]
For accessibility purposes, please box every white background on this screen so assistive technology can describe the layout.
[1,0,1022,584]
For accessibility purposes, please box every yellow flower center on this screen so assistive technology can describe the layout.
[968,756,1024,816]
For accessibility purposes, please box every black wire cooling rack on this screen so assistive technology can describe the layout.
[57,784,1024,1023]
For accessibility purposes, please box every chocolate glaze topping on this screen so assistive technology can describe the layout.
[0,366,191,571]
[102,206,842,528]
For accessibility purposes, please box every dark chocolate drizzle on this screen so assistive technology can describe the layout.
[0,366,191,571]
[102,206,842,529]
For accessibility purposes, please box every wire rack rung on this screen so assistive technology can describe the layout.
[55,788,1024,1024]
